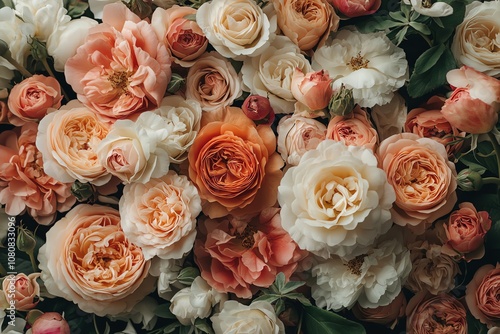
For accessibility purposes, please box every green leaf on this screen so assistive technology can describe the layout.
[433,17,445,28]
[303,306,366,334]
[272,272,286,293]
[431,0,466,44]
[162,323,181,334]
[155,303,176,319]
[414,44,446,73]
[194,318,215,334]
[388,11,407,23]
[485,219,500,251]
[275,298,286,315]
[280,280,306,294]
[409,22,431,35]
[253,294,282,304]
[394,25,409,46]
[179,325,193,334]
[283,293,312,306]
[461,141,498,176]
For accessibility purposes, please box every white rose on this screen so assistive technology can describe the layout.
[451,0,500,77]
[46,16,98,72]
[14,0,68,42]
[370,92,407,141]
[241,35,313,113]
[278,140,396,259]
[153,96,202,163]
[148,258,183,300]
[197,0,277,59]
[211,300,285,334]
[0,7,35,69]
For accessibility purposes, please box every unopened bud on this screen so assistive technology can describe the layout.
[17,225,37,254]
[456,169,483,191]
[29,38,48,62]
[328,84,354,118]
[242,95,275,125]
[71,180,96,202]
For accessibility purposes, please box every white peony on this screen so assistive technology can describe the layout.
[278,140,396,259]
[241,35,313,113]
[311,228,411,311]
[148,257,183,300]
[312,28,408,108]
[196,0,277,59]
[402,0,453,17]
[0,7,35,70]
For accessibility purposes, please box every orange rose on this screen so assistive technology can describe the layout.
[188,107,283,218]
[1,273,41,311]
[466,263,500,328]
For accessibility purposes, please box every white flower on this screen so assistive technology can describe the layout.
[88,0,120,19]
[0,7,35,70]
[170,277,227,326]
[109,297,158,331]
[278,140,396,259]
[153,96,202,163]
[148,258,183,300]
[241,35,313,113]
[370,92,407,141]
[403,0,453,17]
[451,0,500,77]
[311,228,411,311]
[196,0,277,59]
[211,300,285,334]
[312,28,408,108]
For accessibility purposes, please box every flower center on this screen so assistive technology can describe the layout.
[108,71,130,94]
[345,254,366,275]
[347,52,369,71]
[421,0,433,8]
[235,224,256,249]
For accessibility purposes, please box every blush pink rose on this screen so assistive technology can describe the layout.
[31,312,70,334]
[0,122,75,225]
[194,207,307,298]
[291,69,334,111]
[466,263,500,328]
[329,0,381,17]
[1,273,41,311]
[7,75,62,126]
[65,2,172,122]
[441,66,500,134]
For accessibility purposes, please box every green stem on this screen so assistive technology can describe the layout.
[28,252,38,273]
[2,53,32,78]
[419,33,433,48]
[41,58,70,103]
[488,131,500,179]
[483,177,500,187]
[297,309,303,334]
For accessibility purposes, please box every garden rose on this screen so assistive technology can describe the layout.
[185,52,242,113]
[272,0,339,51]
[196,0,277,59]
[211,300,285,334]
[466,263,500,328]
[352,291,406,328]
[194,207,306,298]
[36,100,111,186]
[241,95,275,124]
[38,204,154,316]
[330,0,381,17]
[119,171,202,260]
[377,133,457,234]
[65,2,171,122]
[1,273,41,311]
[291,69,334,111]
[31,312,70,334]
[7,75,62,126]
[326,105,378,152]
[278,140,395,259]
[188,107,283,218]
[452,0,500,77]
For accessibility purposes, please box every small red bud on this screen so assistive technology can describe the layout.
[242,95,275,124]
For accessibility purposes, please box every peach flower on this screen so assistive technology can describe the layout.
[0,100,9,124]
[64,2,172,122]
[37,204,154,316]
[329,0,381,17]
[406,292,467,334]
[188,107,283,218]
[194,207,307,298]
[466,263,500,328]
[7,75,62,126]
[1,273,41,311]
[36,100,111,186]
[291,69,334,111]
[326,105,378,152]
[151,5,208,65]
[352,291,406,328]
[0,122,75,225]
[405,96,465,158]
[272,0,339,51]
[31,312,70,334]
[377,133,457,234]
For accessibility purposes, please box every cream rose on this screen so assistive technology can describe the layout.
[0,6,35,70]
[196,0,277,59]
[371,93,407,141]
[452,0,500,77]
[37,204,153,316]
[1,273,41,311]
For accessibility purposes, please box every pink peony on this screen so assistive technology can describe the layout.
[329,0,381,17]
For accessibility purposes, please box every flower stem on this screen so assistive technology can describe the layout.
[41,58,70,103]
[28,252,38,273]
[3,53,32,78]
[488,131,500,179]
[297,309,303,334]
[483,177,500,187]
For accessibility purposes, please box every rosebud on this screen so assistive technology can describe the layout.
[29,38,48,63]
[31,312,70,334]
[291,69,334,111]
[328,84,354,118]
[71,180,96,202]
[330,0,381,18]
[17,226,37,254]
[456,169,483,191]
[242,95,275,125]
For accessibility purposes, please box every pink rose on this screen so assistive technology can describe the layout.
[65,2,172,122]
[441,66,500,134]
[329,0,381,17]
[466,263,500,328]
[194,207,307,298]
[31,312,70,334]
[291,69,334,111]
[7,75,62,126]
[1,273,41,311]
[326,105,378,151]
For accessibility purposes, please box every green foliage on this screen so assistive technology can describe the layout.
[461,141,499,176]
[303,306,366,334]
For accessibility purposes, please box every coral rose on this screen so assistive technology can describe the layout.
[38,204,154,316]
[188,107,283,218]
[7,75,62,126]
[194,207,307,298]
[64,2,172,122]
[291,69,334,111]
[1,273,41,311]
[466,263,500,328]
[377,133,457,234]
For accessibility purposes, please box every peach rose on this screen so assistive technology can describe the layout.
[441,66,500,134]
[327,105,378,152]
[36,100,111,186]
[151,5,208,65]
[442,202,491,261]
[0,122,75,225]
[0,100,9,124]
[185,52,242,112]
[352,291,406,328]
[7,75,62,126]
[37,204,154,316]
[1,273,41,311]
[188,107,283,218]
[405,96,465,158]
[377,133,457,234]
[64,2,172,122]
[291,69,333,111]
[194,207,307,298]
[466,263,500,328]
[406,292,467,334]
[329,0,381,17]
[272,0,339,51]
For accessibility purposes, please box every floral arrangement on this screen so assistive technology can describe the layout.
[0,0,500,333]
